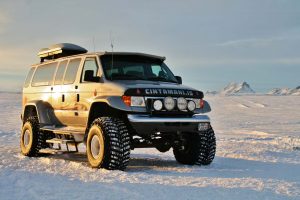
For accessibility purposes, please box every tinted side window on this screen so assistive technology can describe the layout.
[31,62,57,86]
[81,57,98,82]
[24,67,35,87]
[151,65,169,78]
[54,60,68,85]
[64,58,81,84]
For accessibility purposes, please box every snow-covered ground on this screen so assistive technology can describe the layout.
[0,93,299,200]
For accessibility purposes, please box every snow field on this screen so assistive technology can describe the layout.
[0,93,299,200]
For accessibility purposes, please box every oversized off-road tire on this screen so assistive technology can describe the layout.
[115,119,131,170]
[20,116,46,157]
[86,117,131,170]
[173,126,216,165]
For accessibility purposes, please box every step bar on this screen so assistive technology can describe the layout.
[45,138,78,152]
[40,126,85,135]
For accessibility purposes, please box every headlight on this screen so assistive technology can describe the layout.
[122,96,145,107]
[164,96,175,111]
[193,99,200,108]
[187,100,196,111]
[131,96,145,107]
[177,97,187,111]
[153,99,163,111]
[193,99,205,109]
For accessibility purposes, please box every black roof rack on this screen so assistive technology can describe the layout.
[38,43,87,63]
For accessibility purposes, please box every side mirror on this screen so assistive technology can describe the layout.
[84,70,100,82]
[175,76,182,84]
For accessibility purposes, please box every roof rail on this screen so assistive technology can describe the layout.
[38,43,87,63]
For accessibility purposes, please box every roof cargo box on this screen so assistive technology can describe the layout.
[38,43,87,62]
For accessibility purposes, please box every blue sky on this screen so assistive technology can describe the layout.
[0,0,299,92]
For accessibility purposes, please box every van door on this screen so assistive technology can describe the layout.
[52,60,68,125]
[76,56,100,126]
[60,58,82,126]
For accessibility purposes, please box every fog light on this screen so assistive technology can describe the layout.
[198,123,209,131]
[164,97,175,111]
[177,97,187,111]
[153,99,163,111]
[187,100,196,111]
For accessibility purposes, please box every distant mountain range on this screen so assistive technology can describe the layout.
[206,82,300,96]
[267,86,300,96]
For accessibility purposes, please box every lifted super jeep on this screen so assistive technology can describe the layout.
[20,43,216,170]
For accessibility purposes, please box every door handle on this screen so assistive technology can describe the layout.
[62,94,65,102]
[76,94,80,102]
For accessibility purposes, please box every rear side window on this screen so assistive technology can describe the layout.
[54,60,68,85]
[64,58,81,84]
[31,62,57,86]
[24,67,35,87]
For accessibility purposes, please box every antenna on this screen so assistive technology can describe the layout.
[92,36,96,52]
[110,31,114,80]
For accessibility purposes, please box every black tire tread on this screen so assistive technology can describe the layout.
[173,126,216,165]
[196,126,216,165]
[21,116,46,157]
[90,117,131,170]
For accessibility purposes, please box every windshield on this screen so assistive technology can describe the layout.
[100,55,178,83]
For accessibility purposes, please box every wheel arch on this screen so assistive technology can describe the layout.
[86,101,127,128]
[22,101,54,125]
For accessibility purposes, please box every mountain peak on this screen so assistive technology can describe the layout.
[220,81,255,95]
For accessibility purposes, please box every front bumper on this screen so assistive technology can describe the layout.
[127,114,210,135]
[127,114,210,123]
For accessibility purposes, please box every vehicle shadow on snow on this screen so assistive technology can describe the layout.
[127,157,180,172]
[126,156,300,182]
[41,152,300,182]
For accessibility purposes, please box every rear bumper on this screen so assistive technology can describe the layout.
[127,114,210,135]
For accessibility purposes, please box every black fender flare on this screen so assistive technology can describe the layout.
[22,100,55,126]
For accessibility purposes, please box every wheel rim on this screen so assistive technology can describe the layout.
[91,135,101,159]
[23,129,31,148]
